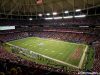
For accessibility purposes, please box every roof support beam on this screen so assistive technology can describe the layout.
[0,0,9,7]
[8,0,20,15]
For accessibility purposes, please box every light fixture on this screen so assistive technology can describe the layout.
[52,12,57,15]
[74,15,86,18]
[75,9,81,12]
[38,13,42,16]
[64,11,69,14]
[79,26,89,28]
[54,17,62,19]
[46,13,50,16]
[45,17,53,20]
[29,18,33,21]
[63,16,73,19]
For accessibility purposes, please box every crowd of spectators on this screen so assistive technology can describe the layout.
[92,42,100,72]
[0,17,100,26]
[43,18,98,26]
[43,27,100,34]
[0,28,98,44]
[0,32,28,42]
[32,31,97,44]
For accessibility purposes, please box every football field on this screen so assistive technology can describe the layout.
[6,37,88,69]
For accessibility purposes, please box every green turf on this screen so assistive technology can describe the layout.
[85,47,94,70]
[6,37,87,68]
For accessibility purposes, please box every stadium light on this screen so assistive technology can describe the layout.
[38,13,43,17]
[63,16,73,19]
[79,26,89,28]
[46,13,50,16]
[54,17,62,19]
[75,9,81,12]
[64,11,69,14]
[45,17,53,20]
[96,26,100,28]
[29,18,33,21]
[52,12,57,15]
[74,15,86,18]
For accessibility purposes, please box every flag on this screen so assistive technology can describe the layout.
[36,0,43,5]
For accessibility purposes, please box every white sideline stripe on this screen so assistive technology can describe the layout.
[78,46,88,68]
[6,43,79,69]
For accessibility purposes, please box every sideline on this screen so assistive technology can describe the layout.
[78,45,88,68]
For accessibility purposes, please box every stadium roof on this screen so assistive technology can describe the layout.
[0,0,100,16]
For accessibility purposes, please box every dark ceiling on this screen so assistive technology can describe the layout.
[0,0,100,16]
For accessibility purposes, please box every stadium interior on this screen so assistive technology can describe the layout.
[0,0,100,75]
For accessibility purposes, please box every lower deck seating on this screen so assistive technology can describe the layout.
[0,46,68,75]
[93,43,100,72]
[32,31,97,44]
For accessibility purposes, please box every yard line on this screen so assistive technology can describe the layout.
[29,44,31,46]
[45,49,48,50]
[52,51,55,52]
[59,53,63,54]
[25,44,28,45]
[6,43,79,69]
[78,45,88,69]
[34,46,36,47]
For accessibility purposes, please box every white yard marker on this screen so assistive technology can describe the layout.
[52,51,55,52]
[38,43,44,46]
[34,46,36,47]
[45,49,48,50]
[39,48,42,49]
[30,45,33,46]
[59,53,63,54]
[30,51,33,54]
